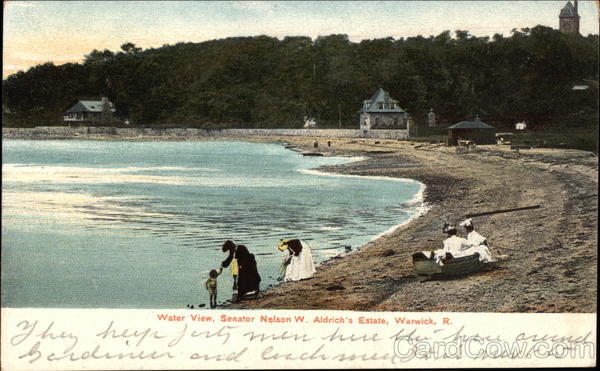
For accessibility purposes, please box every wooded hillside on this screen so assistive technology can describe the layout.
[2,26,598,129]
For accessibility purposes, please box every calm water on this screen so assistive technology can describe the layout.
[1,139,424,308]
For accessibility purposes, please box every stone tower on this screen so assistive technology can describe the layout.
[559,0,580,34]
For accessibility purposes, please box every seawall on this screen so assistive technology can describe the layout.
[2,127,409,140]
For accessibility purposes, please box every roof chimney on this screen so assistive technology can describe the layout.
[101,96,111,112]
[574,0,578,14]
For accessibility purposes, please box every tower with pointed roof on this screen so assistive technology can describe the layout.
[559,0,580,34]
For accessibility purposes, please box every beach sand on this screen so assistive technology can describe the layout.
[229,137,597,312]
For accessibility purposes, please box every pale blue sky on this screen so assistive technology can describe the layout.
[3,1,599,77]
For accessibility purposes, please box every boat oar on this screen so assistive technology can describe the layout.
[465,205,541,218]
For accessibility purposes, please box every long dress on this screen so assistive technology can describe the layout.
[465,230,496,263]
[432,235,470,265]
[284,240,316,282]
[222,244,261,297]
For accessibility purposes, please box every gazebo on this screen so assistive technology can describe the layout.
[447,115,496,145]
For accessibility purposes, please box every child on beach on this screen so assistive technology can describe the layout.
[205,267,223,308]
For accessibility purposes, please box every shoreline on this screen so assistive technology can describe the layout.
[297,167,430,243]
[2,133,597,312]
[293,161,430,274]
[230,136,597,312]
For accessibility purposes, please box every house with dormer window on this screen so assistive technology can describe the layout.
[358,88,408,131]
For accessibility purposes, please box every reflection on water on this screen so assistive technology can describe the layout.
[1,140,425,308]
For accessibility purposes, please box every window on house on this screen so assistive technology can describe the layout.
[394,118,399,125]
[378,102,384,109]
[375,118,380,126]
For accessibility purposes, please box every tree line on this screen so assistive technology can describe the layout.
[2,26,598,129]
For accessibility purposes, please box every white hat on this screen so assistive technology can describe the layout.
[460,218,473,228]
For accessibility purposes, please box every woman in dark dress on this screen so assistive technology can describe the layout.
[221,240,261,301]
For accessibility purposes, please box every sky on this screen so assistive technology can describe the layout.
[3,0,599,78]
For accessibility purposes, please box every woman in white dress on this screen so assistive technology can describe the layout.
[431,223,470,264]
[459,218,496,263]
[277,239,316,282]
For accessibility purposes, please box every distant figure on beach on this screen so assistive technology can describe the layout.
[277,238,316,282]
[221,240,261,302]
[205,267,223,308]
[459,218,496,263]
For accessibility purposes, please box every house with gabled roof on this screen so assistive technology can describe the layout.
[358,88,409,131]
[63,97,116,125]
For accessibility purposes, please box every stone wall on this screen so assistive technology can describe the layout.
[2,127,409,140]
[364,113,408,129]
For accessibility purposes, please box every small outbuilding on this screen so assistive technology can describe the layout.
[447,115,496,145]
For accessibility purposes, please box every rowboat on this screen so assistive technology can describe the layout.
[412,252,497,280]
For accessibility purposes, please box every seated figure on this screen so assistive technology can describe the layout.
[427,223,471,265]
[459,218,496,263]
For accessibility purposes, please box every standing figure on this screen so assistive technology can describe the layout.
[221,240,261,302]
[459,218,497,263]
[277,239,316,282]
[205,267,223,308]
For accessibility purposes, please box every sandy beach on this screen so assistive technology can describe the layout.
[228,137,598,313]
[3,132,597,312]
